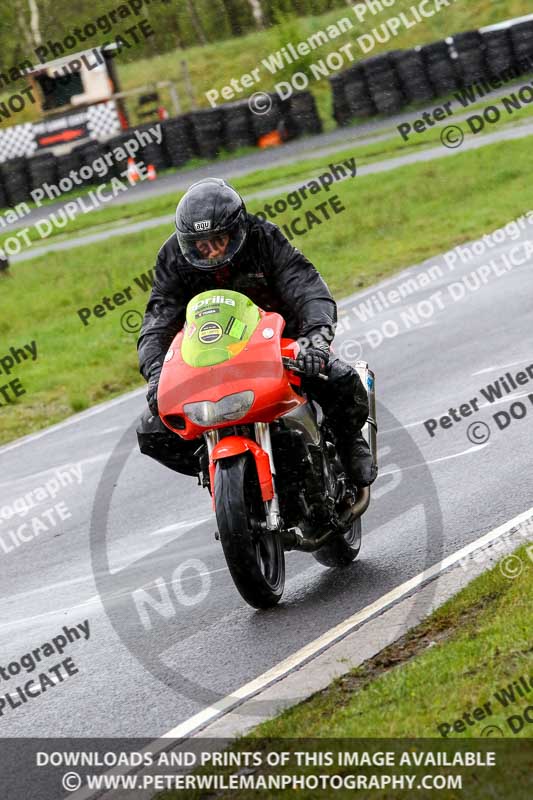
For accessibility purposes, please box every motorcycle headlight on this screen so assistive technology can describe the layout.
[184,391,254,427]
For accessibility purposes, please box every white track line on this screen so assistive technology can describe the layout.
[68,505,533,800]
[160,505,533,740]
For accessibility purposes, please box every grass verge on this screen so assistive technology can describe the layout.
[156,542,533,800]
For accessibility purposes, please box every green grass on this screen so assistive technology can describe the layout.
[1,134,533,444]
[250,543,533,740]
[156,544,533,800]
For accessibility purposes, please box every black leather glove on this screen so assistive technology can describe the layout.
[146,362,163,417]
[296,341,329,377]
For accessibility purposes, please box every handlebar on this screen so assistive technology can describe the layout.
[282,356,328,381]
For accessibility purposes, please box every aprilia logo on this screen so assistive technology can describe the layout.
[191,296,236,311]
[194,220,211,232]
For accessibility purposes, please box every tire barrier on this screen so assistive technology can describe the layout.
[136,122,168,171]
[330,73,351,127]
[510,20,533,65]
[249,92,284,139]
[0,158,30,206]
[27,152,58,194]
[161,115,195,167]
[363,53,405,115]
[55,149,81,188]
[222,101,256,151]
[287,91,323,136]
[75,141,104,186]
[421,40,459,96]
[390,49,435,104]
[0,89,323,211]
[341,65,376,122]
[482,28,515,79]
[161,115,195,166]
[329,18,533,127]
[452,30,489,85]
[190,108,225,159]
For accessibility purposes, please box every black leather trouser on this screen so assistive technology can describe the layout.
[136,357,369,476]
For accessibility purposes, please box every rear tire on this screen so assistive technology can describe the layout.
[215,454,285,608]
[312,517,362,568]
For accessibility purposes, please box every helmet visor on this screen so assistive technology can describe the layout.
[178,223,246,270]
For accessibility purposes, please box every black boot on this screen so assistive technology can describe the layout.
[338,431,377,488]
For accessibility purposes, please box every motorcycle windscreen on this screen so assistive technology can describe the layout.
[181,290,261,368]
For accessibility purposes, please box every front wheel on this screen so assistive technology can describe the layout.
[312,517,362,568]
[215,454,285,608]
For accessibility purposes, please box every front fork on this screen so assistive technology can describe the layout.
[205,424,281,531]
[254,422,281,530]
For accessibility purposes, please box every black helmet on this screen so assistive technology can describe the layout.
[175,178,247,270]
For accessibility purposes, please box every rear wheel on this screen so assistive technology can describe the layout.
[312,517,362,568]
[215,454,285,608]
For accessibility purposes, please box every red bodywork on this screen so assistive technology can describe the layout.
[157,309,304,504]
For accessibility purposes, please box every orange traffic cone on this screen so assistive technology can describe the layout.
[147,163,157,181]
[127,157,140,185]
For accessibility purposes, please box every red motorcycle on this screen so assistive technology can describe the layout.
[158,289,377,608]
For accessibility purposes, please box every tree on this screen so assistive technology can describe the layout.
[248,0,265,30]
[185,0,209,45]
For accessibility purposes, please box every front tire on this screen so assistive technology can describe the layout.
[312,517,362,568]
[215,454,285,608]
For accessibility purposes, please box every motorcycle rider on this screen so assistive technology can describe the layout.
[137,178,377,488]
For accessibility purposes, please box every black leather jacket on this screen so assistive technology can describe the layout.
[137,213,337,379]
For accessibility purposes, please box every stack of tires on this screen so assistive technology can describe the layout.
[421,40,459,95]
[162,115,196,167]
[222,100,255,151]
[362,54,405,115]
[453,30,488,85]
[510,20,533,71]
[249,92,284,141]
[104,132,137,177]
[135,123,168,171]
[190,108,224,159]
[287,91,322,137]
[27,152,58,194]
[329,73,351,126]
[0,158,30,205]
[55,149,81,187]
[481,28,516,78]
[76,141,104,185]
[0,175,7,209]
[390,49,434,104]
[341,65,375,119]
